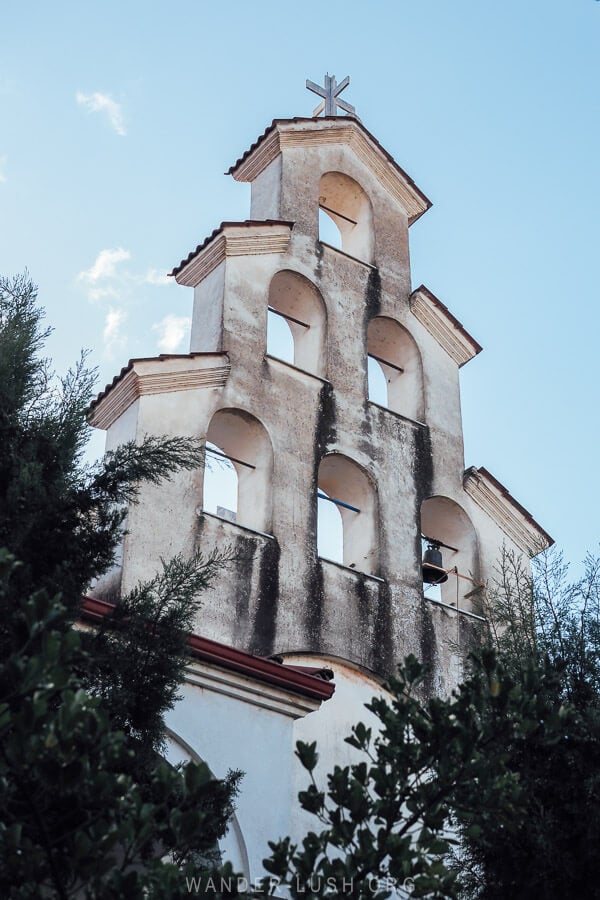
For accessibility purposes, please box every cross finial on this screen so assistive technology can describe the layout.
[306,73,356,117]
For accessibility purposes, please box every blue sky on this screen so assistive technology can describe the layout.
[1,0,599,570]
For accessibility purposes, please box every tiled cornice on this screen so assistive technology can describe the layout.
[410,285,482,367]
[464,466,553,555]
[231,119,431,225]
[89,354,230,430]
[173,222,292,287]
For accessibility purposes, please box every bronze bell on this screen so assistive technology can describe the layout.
[422,543,448,584]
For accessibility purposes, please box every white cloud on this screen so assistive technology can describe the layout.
[103,307,127,355]
[77,249,171,311]
[0,155,7,184]
[88,286,120,303]
[143,268,170,286]
[76,91,126,136]
[78,248,130,284]
[153,315,191,353]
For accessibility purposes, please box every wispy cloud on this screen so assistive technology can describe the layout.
[103,307,127,355]
[143,268,170,286]
[0,156,6,184]
[76,91,126,136]
[77,248,172,361]
[78,248,130,284]
[153,315,191,353]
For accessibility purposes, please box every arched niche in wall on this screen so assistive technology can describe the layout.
[318,172,374,264]
[317,453,379,575]
[367,316,424,421]
[203,408,273,533]
[420,496,480,609]
[267,270,327,376]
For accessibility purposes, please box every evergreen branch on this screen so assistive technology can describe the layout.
[88,435,203,503]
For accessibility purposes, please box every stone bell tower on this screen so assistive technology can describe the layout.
[90,77,552,693]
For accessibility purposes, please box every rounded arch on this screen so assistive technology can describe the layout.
[317,452,379,574]
[267,269,327,376]
[319,171,374,264]
[367,316,424,420]
[420,496,480,608]
[165,727,250,879]
[204,407,273,532]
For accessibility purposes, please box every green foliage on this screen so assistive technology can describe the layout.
[83,548,234,762]
[486,545,600,707]
[0,273,240,895]
[0,551,240,899]
[0,272,204,621]
[261,651,551,900]
[262,548,600,900]
[456,548,600,898]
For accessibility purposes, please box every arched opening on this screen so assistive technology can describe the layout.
[318,207,342,249]
[266,310,294,364]
[317,454,378,574]
[367,317,424,421]
[203,441,238,521]
[318,172,374,264]
[367,354,388,407]
[267,270,327,376]
[203,408,273,533]
[420,496,479,609]
[317,488,344,564]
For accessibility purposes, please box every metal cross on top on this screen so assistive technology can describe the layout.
[306,73,356,117]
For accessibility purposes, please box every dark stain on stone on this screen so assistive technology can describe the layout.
[372,579,395,677]
[354,576,372,636]
[417,599,437,697]
[364,267,382,322]
[230,535,257,640]
[300,380,336,654]
[314,239,324,280]
[315,381,336,458]
[304,558,325,648]
[249,537,280,656]
[413,423,434,502]
[361,268,382,415]
[196,514,257,646]
[412,424,434,563]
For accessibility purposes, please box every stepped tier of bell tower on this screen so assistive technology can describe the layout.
[90,110,551,688]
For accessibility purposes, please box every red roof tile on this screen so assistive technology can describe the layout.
[465,466,554,548]
[80,596,335,702]
[411,284,483,357]
[169,219,294,279]
[227,117,432,220]
[87,352,228,415]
